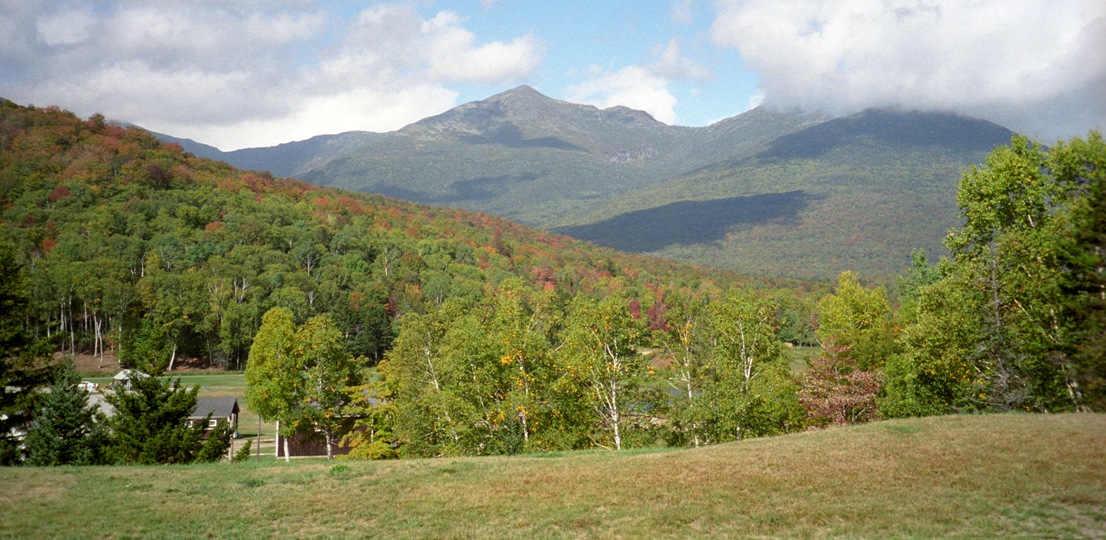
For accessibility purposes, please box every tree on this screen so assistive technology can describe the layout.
[657,290,709,447]
[343,376,396,460]
[0,240,53,465]
[296,313,360,460]
[245,308,359,461]
[557,295,647,450]
[245,307,302,461]
[944,134,1099,411]
[880,271,976,418]
[895,132,1105,414]
[381,300,469,457]
[696,290,802,442]
[1064,133,1106,410]
[815,271,897,371]
[800,344,883,427]
[104,374,225,464]
[25,360,109,466]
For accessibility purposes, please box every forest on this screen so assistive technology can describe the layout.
[0,99,1103,463]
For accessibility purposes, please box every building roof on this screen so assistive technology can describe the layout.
[112,369,149,381]
[190,397,240,420]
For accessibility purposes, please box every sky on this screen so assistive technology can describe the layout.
[1,1,1103,151]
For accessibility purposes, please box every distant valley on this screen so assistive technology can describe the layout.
[162,86,1014,279]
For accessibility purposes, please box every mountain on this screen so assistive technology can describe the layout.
[557,109,1015,277]
[0,99,770,367]
[155,86,1014,279]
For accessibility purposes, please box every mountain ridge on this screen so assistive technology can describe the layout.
[150,86,1014,279]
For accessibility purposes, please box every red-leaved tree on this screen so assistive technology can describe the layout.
[799,344,882,427]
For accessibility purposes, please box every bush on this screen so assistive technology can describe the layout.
[232,441,254,463]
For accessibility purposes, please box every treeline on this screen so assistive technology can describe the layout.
[0,100,814,377]
[368,131,1105,457]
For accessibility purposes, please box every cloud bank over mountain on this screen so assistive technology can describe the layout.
[710,0,1106,141]
[1,1,1101,149]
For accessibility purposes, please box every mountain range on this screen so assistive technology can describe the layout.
[161,86,1014,279]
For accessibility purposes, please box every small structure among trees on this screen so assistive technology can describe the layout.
[188,397,240,437]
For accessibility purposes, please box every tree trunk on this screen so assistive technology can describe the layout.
[167,343,177,372]
[325,430,334,461]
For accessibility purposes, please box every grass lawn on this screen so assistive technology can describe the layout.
[2,413,1103,538]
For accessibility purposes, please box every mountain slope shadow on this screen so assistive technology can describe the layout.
[555,191,818,252]
[371,174,540,204]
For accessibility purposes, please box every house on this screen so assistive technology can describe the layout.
[110,369,148,390]
[188,397,240,437]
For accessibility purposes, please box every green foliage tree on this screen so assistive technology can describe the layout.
[245,307,303,461]
[104,375,225,464]
[696,290,802,441]
[245,308,360,461]
[815,271,897,370]
[891,132,1105,414]
[382,299,469,457]
[343,376,396,460]
[557,295,648,450]
[297,313,360,460]
[25,360,109,466]
[657,290,709,447]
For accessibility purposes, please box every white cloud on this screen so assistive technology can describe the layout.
[652,39,711,82]
[0,1,542,150]
[422,12,543,84]
[671,0,697,24]
[35,6,96,46]
[709,0,1106,140]
[568,37,710,124]
[161,86,459,150]
[569,66,678,123]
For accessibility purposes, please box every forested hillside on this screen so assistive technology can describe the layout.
[0,99,803,372]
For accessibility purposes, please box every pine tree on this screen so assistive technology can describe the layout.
[104,375,221,464]
[0,240,53,465]
[25,361,108,466]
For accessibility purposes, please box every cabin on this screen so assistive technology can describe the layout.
[188,397,240,437]
[110,369,148,390]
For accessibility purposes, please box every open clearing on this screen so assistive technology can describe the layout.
[2,413,1104,538]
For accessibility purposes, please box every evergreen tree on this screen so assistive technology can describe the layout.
[104,375,222,464]
[1060,132,1106,410]
[25,361,109,466]
[0,240,53,465]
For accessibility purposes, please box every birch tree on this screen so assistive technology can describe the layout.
[698,290,800,441]
[558,295,646,450]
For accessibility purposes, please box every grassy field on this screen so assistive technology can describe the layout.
[2,413,1103,538]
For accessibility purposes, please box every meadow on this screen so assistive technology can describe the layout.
[1,413,1103,538]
